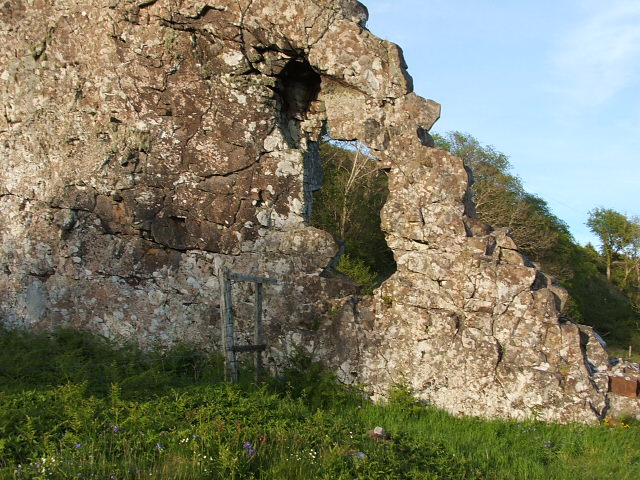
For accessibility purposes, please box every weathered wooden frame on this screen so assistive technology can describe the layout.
[218,268,277,382]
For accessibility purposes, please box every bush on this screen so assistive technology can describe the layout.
[337,254,379,295]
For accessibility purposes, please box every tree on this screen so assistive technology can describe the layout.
[616,216,640,310]
[586,208,635,281]
[433,131,564,264]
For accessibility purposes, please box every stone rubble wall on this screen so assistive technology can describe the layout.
[1,0,636,422]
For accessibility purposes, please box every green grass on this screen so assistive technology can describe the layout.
[1,328,639,479]
[607,346,640,364]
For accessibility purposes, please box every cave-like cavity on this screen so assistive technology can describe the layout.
[277,58,321,123]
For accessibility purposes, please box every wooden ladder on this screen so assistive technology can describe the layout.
[218,268,277,382]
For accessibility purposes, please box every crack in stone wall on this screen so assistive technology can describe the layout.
[1,0,638,423]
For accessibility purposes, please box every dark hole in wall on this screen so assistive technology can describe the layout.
[311,136,396,294]
[277,58,321,123]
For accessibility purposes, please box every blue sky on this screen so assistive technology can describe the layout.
[364,0,640,246]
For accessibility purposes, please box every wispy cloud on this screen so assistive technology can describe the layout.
[552,1,640,104]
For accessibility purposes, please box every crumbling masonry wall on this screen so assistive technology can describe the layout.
[0,0,632,422]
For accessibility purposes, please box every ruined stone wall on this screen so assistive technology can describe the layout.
[1,0,632,422]
[1,0,361,350]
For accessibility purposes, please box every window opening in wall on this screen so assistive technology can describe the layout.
[311,136,396,294]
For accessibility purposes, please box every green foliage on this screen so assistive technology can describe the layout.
[587,207,638,281]
[387,383,424,416]
[562,243,640,347]
[587,208,636,258]
[336,254,379,295]
[585,210,640,318]
[559,209,640,350]
[1,328,640,479]
[0,327,224,396]
[273,348,359,411]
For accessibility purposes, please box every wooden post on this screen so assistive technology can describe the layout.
[218,267,228,380]
[219,268,237,382]
[224,270,238,382]
[255,282,264,381]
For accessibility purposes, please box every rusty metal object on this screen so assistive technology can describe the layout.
[608,376,639,398]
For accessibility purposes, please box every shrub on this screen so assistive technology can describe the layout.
[337,254,378,295]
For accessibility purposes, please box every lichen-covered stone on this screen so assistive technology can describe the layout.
[1,0,635,423]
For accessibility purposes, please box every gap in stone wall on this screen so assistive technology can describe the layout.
[310,135,396,294]
[270,54,397,293]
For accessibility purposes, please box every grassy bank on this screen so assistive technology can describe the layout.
[0,328,638,479]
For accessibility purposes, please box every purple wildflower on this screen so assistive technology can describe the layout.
[243,441,255,458]
[74,443,82,449]
[156,442,163,451]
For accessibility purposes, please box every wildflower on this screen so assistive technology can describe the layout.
[156,443,163,451]
[74,442,82,449]
[111,424,122,433]
[243,441,255,457]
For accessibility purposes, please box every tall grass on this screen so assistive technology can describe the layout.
[0,327,638,479]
